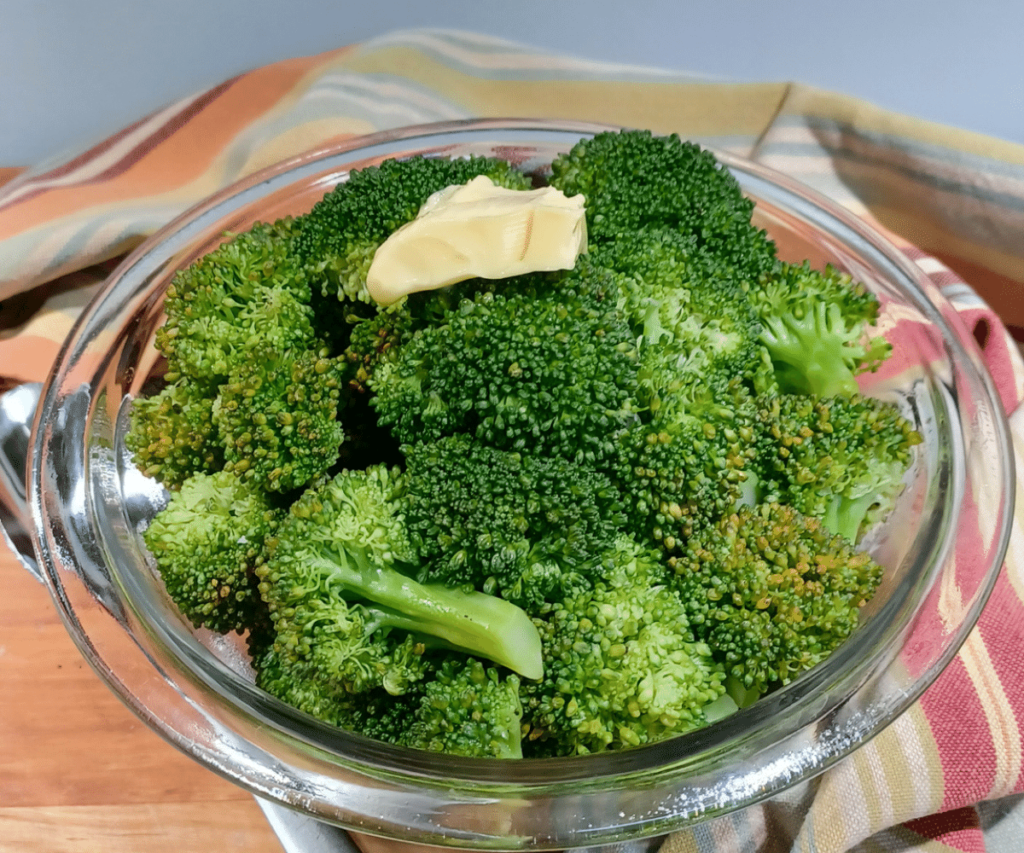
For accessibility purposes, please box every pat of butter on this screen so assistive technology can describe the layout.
[366,175,587,306]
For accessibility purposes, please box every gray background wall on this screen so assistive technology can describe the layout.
[2,0,1021,167]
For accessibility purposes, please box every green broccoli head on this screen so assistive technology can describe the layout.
[403,434,625,609]
[294,154,533,304]
[279,594,436,697]
[253,641,355,727]
[126,379,224,490]
[156,218,318,385]
[593,226,778,402]
[342,301,418,395]
[549,129,776,277]
[753,393,922,543]
[142,470,280,634]
[747,261,891,398]
[670,503,883,696]
[616,371,757,556]
[254,646,524,759]
[213,341,345,493]
[256,465,543,683]
[252,635,433,735]
[369,262,640,468]
[402,658,524,759]
[523,538,724,756]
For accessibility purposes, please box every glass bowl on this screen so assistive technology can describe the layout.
[26,119,1013,850]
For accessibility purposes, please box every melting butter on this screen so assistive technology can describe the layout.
[366,175,587,306]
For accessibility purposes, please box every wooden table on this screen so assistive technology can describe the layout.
[0,544,285,852]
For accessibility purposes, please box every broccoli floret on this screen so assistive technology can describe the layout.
[125,379,224,489]
[294,155,532,305]
[522,538,724,756]
[340,282,479,402]
[212,340,345,493]
[156,218,317,386]
[549,129,776,277]
[253,641,353,726]
[263,596,435,698]
[342,302,418,395]
[254,646,524,758]
[142,470,279,634]
[670,503,883,695]
[402,658,524,759]
[746,261,891,398]
[584,227,769,553]
[754,393,921,543]
[131,217,351,494]
[256,464,544,684]
[403,434,625,609]
[369,263,639,467]
[589,226,772,394]
[616,366,758,557]
[252,635,428,727]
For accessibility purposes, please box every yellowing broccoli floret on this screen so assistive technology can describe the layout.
[213,341,346,493]
[142,470,280,633]
[670,503,883,696]
[522,538,724,756]
[753,393,922,543]
[125,379,223,490]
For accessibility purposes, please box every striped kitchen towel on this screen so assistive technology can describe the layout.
[2,28,1024,853]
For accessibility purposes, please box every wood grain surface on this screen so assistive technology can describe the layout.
[0,544,284,852]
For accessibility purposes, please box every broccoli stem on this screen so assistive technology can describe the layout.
[759,312,860,398]
[822,492,879,544]
[307,554,543,680]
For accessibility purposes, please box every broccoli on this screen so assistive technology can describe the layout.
[253,641,352,726]
[670,503,883,695]
[548,129,776,278]
[255,464,544,685]
[213,340,346,493]
[746,260,892,398]
[254,644,524,758]
[142,470,279,634]
[588,226,772,395]
[402,658,524,759]
[753,393,922,543]
[294,155,533,305]
[127,132,914,759]
[403,434,625,608]
[342,301,418,395]
[130,217,348,494]
[125,379,223,490]
[252,635,425,726]
[369,262,640,467]
[522,538,724,756]
[616,374,757,555]
[578,225,772,556]
[156,218,317,386]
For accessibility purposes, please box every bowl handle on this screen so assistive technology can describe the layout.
[0,382,43,582]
